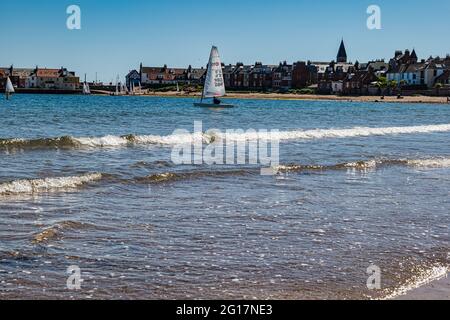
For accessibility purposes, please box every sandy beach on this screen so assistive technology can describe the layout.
[137,91,450,105]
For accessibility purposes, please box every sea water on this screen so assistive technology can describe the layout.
[0,94,449,299]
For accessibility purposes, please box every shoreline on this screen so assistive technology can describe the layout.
[133,91,450,105]
[9,90,450,104]
[393,273,449,300]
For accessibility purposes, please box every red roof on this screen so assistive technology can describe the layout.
[36,69,60,78]
[141,66,186,81]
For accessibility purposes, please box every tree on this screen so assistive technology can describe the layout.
[376,76,388,98]
[388,80,398,95]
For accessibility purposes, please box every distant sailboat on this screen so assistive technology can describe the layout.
[130,81,143,96]
[82,74,91,95]
[176,82,180,93]
[5,77,15,100]
[111,75,124,96]
[194,46,234,108]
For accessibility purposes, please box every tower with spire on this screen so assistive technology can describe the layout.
[337,39,347,63]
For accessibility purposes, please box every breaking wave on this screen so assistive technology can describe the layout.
[219,123,450,142]
[0,157,448,195]
[0,173,102,195]
[2,123,450,150]
[406,158,450,168]
[276,157,450,173]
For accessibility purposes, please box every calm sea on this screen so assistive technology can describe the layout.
[0,94,449,299]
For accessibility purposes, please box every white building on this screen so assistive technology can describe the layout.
[387,60,447,88]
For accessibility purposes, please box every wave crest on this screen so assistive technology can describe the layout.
[0,173,102,195]
[2,123,450,150]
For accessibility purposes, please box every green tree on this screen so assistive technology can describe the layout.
[376,76,388,98]
[388,80,398,95]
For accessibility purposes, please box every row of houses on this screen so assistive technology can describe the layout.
[0,66,80,90]
[127,40,353,91]
[132,40,450,95]
[3,40,450,95]
[386,50,450,87]
[125,64,207,88]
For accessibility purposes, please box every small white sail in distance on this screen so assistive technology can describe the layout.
[203,46,225,98]
[5,77,15,94]
[82,82,90,94]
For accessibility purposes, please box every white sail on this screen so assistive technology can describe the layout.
[5,77,15,93]
[82,82,90,95]
[203,46,225,98]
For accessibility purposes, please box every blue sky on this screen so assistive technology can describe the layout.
[1,0,449,83]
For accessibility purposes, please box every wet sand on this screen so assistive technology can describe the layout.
[394,274,450,300]
[139,91,450,105]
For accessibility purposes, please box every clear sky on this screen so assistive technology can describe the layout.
[1,0,449,83]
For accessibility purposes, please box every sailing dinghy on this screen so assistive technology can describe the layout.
[5,77,15,100]
[194,46,234,108]
[82,74,91,95]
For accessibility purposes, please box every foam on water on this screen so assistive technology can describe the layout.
[0,173,102,195]
[218,123,450,142]
[73,132,207,147]
[407,158,450,168]
[3,123,450,149]
[91,123,450,146]
[276,157,450,173]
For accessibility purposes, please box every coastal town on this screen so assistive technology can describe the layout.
[2,40,450,97]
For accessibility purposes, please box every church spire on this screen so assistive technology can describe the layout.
[337,39,347,63]
[410,49,418,62]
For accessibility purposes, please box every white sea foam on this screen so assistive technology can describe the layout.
[0,173,102,195]
[72,132,207,147]
[382,266,448,300]
[220,123,450,142]
[407,158,450,168]
[343,160,378,169]
[69,123,450,147]
[73,135,128,147]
